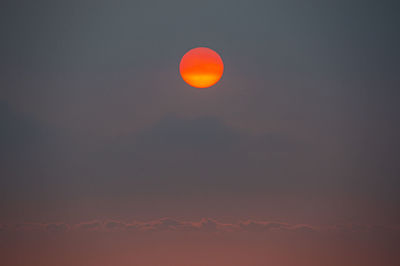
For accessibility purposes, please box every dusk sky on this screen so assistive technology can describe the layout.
[1,1,399,265]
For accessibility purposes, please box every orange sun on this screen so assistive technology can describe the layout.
[179,47,224,88]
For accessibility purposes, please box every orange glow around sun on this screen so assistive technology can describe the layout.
[179,47,224,88]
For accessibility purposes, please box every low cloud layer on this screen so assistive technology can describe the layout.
[5,218,399,236]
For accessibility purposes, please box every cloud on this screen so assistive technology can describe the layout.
[287,224,318,234]
[15,223,44,231]
[141,217,184,231]
[328,224,400,236]
[76,221,103,231]
[126,223,141,231]
[129,218,236,233]
[104,220,127,231]
[239,220,289,232]
[6,219,398,238]
[12,222,69,232]
[194,218,236,232]
[99,115,302,197]
[117,116,299,160]
[45,223,69,232]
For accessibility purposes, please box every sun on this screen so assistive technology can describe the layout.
[179,47,224,88]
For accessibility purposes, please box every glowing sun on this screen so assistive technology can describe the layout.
[179,47,224,88]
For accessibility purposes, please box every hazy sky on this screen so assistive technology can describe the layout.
[1,1,399,265]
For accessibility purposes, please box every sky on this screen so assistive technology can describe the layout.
[1,0,400,265]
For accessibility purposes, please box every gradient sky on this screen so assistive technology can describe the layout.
[1,1,399,265]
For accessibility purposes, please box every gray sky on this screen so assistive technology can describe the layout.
[1,0,399,226]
